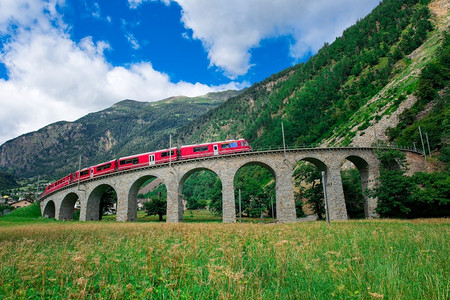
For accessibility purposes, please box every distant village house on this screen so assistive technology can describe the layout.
[10,200,33,209]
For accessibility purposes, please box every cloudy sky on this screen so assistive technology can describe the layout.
[0,0,380,145]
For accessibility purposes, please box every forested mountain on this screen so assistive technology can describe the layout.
[175,0,448,166]
[1,0,448,184]
[0,91,240,179]
[0,172,19,191]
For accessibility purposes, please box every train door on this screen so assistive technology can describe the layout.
[149,154,155,165]
[90,168,94,179]
[213,144,219,155]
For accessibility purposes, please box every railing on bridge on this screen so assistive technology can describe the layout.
[245,143,423,155]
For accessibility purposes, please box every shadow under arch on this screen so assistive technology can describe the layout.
[59,192,80,220]
[43,200,56,218]
[128,175,165,222]
[86,184,116,221]
[345,155,369,171]
[300,157,328,172]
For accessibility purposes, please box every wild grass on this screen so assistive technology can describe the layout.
[0,216,448,299]
[103,209,277,223]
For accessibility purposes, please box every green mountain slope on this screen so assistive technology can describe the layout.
[1,0,448,183]
[0,91,240,179]
[175,0,447,156]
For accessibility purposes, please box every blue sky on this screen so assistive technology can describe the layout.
[0,0,380,145]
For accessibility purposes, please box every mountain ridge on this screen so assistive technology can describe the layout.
[0,0,448,181]
[0,90,241,178]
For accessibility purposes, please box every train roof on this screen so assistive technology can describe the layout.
[95,159,116,166]
[180,138,246,148]
[118,147,177,160]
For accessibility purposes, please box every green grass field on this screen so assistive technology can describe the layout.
[0,205,448,299]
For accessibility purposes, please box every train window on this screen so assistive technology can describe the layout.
[97,163,112,171]
[230,142,238,148]
[80,170,89,176]
[161,150,175,157]
[193,146,209,152]
[221,143,230,149]
[120,158,139,165]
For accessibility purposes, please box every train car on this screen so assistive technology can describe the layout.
[42,174,73,196]
[180,139,251,160]
[154,148,178,164]
[117,148,177,171]
[93,160,117,177]
[73,167,94,182]
[218,139,251,155]
[40,140,250,199]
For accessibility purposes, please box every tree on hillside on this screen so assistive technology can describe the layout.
[99,187,117,220]
[144,195,167,221]
[234,165,275,218]
[369,149,415,218]
[208,179,222,215]
[294,162,324,220]
[341,169,365,219]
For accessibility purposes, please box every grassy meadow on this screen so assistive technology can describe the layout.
[0,206,448,299]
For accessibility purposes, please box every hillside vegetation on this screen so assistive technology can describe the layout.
[1,0,448,181]
[176,0,447,160]
[0,172,19,190]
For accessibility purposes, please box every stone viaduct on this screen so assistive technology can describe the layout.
[39,147,425,223]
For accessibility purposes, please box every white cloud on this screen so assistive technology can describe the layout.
[125,33,141,50]
[0,0,244,145]
[130,0,379,78]
[128,0,170,9]
[172,0,380,78]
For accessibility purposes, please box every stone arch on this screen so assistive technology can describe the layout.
[43,200,56,218]
[293,155,348,221]
[292,157,328,220]
[85,184,116,221]
[178,167,222,221]
[300,157,328,172]
[343,155,377,218]
[179,167,220,186]
[344,155,370,193]
[233,160,277,221]
[235,160,277,179]
[127,175,166,222]
[59,192,79,220]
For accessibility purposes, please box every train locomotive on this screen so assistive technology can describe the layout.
[41,139,251,197]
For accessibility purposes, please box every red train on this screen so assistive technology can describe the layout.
[41,139,251,197]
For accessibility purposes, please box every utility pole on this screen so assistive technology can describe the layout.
[321,171,330,225]
[425,132,432,157]
[281,121,286,156]
[239,189,242,223]
[413,142,417,152]
[35,176,40,201]
[77,155,82,191]
[418,126,426,159]
[373,117,379,148]
[271,194,274,220]
[169,134,172,168]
